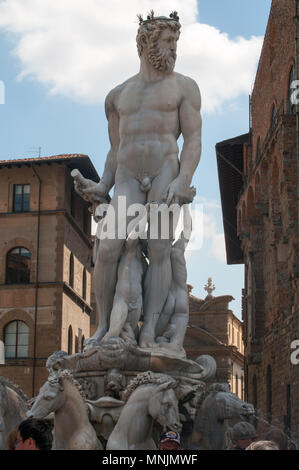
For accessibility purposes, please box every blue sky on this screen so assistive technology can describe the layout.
[0,0,272,318]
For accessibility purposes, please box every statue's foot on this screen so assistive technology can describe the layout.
[153,341,187,359]
[156,336,170,344]
[158,341,186,355]
[139,324,160,348]
[139,336,158,349]
[83,338,100,352]
[101,332,113,343]
[83,327,108,351]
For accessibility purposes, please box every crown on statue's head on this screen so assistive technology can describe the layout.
[137,10,180,26]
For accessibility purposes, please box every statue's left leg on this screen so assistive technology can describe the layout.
[139,163,179,348]
[140,237,173,348]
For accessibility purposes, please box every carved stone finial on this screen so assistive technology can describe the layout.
[204,278,215,299]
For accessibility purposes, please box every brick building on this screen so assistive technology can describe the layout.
[0,154,98,397]
[217,0,299,440]
[184,283,244,399]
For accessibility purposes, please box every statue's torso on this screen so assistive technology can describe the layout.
[114,73,182,180]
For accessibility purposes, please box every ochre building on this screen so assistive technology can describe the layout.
[184,284,244,399]
[0,154,98,397]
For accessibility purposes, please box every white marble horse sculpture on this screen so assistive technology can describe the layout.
[28,369,102,450]
[107,371,182,450]
[0,376,29,450]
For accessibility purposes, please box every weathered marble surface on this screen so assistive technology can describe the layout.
[192,383,255,450]
[0,376,29,450]
[28,369,102,450]
[46,339,216,383]
[107,372,181,450]
[72,11,201,354]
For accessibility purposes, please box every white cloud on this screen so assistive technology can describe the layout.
[200,211,226,262]
[195,196,220,210]
[181,198,226,262]
[0,0,263,112]
[211,232,226,263]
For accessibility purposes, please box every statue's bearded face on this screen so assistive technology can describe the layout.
[146,28,180,73]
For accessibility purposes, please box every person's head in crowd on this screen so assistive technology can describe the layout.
[232,421,257,450]
[16,417,53,450]
[159,431,182,450]
[263,428,288,450]
[5,427,19,450]
[246,440,279,450]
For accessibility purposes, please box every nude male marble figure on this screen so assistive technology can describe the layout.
[80,12,202,348]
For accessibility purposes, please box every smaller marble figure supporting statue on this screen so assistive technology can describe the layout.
[72,10,202,355]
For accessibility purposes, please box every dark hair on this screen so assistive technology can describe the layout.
[18,418,53,450]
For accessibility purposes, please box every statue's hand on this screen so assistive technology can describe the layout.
[74,179,109,203]
[163,177,196,206]
[71,170,110,204]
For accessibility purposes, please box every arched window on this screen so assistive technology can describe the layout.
[69,254,74,288]
[4,320,29,358]
[82,268,86,300]
[75,336,79,353]
[6,247,31,284]
[270,103,278,131]
[68,326,73,355]
[288,66,296,114]
[266,365,272,423]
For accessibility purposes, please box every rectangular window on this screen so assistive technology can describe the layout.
[13,184,30,212]
[4,320,29,358]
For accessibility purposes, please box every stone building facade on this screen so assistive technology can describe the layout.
[0,154,98,397]
[217,0,299,440]
[184,284,244,399]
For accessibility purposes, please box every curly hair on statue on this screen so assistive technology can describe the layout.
[136,14,181,58]
[122,371,177,402]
